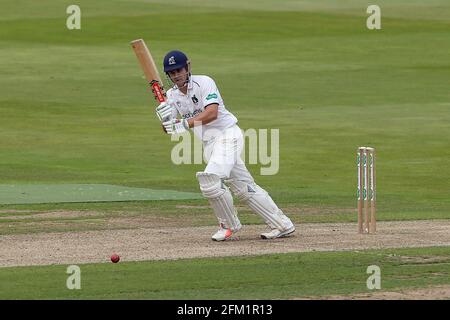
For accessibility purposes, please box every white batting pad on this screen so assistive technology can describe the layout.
[196,172,241,231]
[226,179,293,231]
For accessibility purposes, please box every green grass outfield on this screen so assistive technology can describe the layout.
[1,0,449,216]
[1,246,449,299]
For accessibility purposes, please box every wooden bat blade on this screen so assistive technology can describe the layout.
[130,39,166,103]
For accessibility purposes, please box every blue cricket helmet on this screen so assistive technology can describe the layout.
[163,50,189,73]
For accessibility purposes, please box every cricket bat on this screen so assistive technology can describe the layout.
[130,39,166,104]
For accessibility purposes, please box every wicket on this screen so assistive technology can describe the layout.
[357,147,376,234]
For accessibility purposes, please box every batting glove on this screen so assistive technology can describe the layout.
[156,101,174,122]
[163,118,189,135]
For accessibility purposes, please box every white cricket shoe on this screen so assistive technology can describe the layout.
[261,225,296,240]
[212,223,240,241]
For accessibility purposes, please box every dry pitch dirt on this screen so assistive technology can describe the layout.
[1,219,449,268]
[298,285,450,300]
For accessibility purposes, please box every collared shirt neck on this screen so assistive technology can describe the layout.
[173,77,192,96]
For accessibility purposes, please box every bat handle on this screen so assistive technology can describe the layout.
[150,81,166,103]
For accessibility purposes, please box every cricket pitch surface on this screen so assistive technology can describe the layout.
[1,220,450,267]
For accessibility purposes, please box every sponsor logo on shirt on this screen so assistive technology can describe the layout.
[181,108,203,119]
[206,93,218,100]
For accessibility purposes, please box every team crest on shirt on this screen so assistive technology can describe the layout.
[191,95,199,104]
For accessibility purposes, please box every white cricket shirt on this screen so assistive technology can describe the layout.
[166,75,238,142]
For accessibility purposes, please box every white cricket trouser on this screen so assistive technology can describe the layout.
[203,124,253,182]
[202,124,294,231]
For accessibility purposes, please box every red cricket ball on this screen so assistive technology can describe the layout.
[111,254,120,263]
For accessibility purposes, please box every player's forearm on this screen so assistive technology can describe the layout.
[187,104,218,128]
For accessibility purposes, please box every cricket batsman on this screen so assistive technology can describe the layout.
[156,50,295,241]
